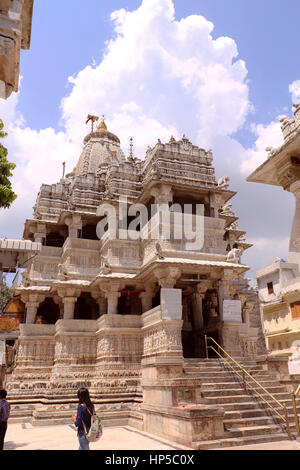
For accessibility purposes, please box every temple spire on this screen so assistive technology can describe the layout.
[97,115,107,131]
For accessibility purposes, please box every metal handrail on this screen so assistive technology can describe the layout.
[291,385,300,437]
[205,335,292,440]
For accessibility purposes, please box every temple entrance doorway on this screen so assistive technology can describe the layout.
[181,287,221,359]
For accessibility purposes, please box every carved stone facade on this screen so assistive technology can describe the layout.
[6,118,265,430]
[0,0,33,99]
[248,100,300,363]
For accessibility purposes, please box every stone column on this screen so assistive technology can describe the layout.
[140,283,156,313]
[217,273,232,322]
[193,283,210,329]
[98,297,107,316]
[289,181,300,258]
[65,214,82,238]
[25,301,40,324]
[91,290,107,316]
[34,223,46,243]
[150,184,173,205]
[106,292,120,315]
[62,297,77,320]
[102,281,120,315]
[153,267,181,289]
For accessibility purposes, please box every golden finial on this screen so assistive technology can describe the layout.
[169,136,176,143]
[97,115,107,131]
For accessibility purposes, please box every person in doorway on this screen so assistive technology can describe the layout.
[72,387,94,450]
[0,389,10,450]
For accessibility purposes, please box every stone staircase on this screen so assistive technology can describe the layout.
[183,357,300,449]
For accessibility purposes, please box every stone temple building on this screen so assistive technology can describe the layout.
[248,104,300,368]
[5,117,300,448]
[0,0,34,99]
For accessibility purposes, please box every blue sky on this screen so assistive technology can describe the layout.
[1,0,300,281]
[18,0,300,133]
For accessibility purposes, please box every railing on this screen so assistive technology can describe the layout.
[204,335,292,440]
[291,385,300,438]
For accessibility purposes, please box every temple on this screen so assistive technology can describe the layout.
[248,104,300,362]
[5,117,300,448]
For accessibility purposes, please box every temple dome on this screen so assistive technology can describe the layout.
[84,118,120,145]
[75,118,124,176]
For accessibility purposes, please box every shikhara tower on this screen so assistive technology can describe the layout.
[7,117,265,426]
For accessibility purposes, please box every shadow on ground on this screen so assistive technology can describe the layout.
[4,441,28,450]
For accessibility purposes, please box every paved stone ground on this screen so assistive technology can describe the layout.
[2,422,300,451]
[3,423,187,451]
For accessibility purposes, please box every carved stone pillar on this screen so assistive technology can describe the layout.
[25,301,40,324]
[150,184,173,205]
[289,181,300,256]
[21,293,45,324]
[98,297,107,316]
[217,271,233,322]
[102,281,120,315]
[140,283,156,313]
[153,267,181,289]
[91,290,107,317]
[65,214,82,238]
[62,297,77,320]
[193,284,207,329]
[106,292,120,315]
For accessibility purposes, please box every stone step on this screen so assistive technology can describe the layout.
[203,388,250,397]
[226,424,283,438]
[204,394,257,404]
[224,416,283,428]
[194,433,290,450]
[224,408,299,421]
[201,381,285,390]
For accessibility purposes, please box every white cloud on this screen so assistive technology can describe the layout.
[1,0,253,237]
[289,80,300,103]
[243,236,290,274]
[60,0,251,151]
[0,0,296,275]
[240,120,284,175]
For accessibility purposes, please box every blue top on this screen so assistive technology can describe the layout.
[75,404,92,437]
[0,399,10,422]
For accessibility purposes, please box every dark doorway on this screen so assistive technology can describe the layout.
[36,298,61,324]
[74,293,99,320]
[45,232,65,247]
[118,289,142,315]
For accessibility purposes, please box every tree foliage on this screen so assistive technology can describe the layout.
[0,276,14,313]
[0,119,17,209]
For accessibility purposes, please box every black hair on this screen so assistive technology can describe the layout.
[77,387,94,414]
[0,389,7,399]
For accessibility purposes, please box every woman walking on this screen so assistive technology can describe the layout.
[72,387,94,450]
[0,389,10,451]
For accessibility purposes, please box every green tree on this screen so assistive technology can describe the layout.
[0,119,17,208]
[0,276,13,313]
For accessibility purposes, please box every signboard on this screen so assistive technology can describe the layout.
[161,288,182,320]
[223,299,242,322]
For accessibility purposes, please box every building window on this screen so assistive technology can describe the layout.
[267,282,274,295]
[290,301,300,320]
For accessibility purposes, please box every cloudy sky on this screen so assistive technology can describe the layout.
[1,0,300,281]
